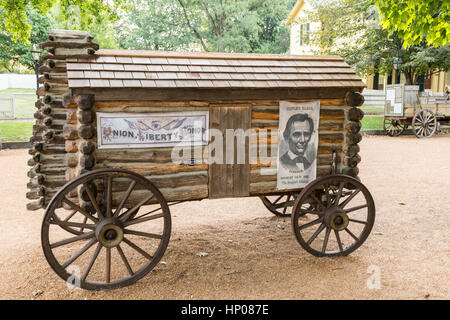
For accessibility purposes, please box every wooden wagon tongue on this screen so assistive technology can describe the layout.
[27,29,366,211]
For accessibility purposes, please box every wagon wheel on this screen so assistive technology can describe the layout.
[412,109,437,138]
[260,192,299,217]
[291,174,375,257]
[383,117,407,136]
[41,168,171,290]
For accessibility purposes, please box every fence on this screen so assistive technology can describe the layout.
[0,94,36,120]
[361,90,385,115]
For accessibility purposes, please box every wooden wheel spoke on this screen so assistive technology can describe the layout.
[114,180,137,217]
[310,194,325,210]
[84,183,103,218]
[82,243,102,281]
[79,216,88,233]
[345,228,360,242]
[105,248,111,284]
[61,198,98,223]
[50,231,95,249]
[117,245,134,276]
[123,213,165,227]
[343,204,368,214]
[325,184,332,207]
[124,229,163,240]
[306,223,326,245]
[105,176,113,217]
[322,227,331,253]
[349,218,368,225]
[335,230,343,253]
[49,219,95,230]
[62,238,97,268]
[63,210,77,222]
[123,238,153,260]
[132,207,163,221]
[334,182,345,205]
[339,188,360,209]
[119,193,154,222]
[298,218,322,230]
[282,195,291,214]
[272,195,284,205]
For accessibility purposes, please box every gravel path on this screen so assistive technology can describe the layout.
[0,135,449,300]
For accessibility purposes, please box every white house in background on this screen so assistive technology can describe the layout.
[286,0,320,55]
[286,0,449,92]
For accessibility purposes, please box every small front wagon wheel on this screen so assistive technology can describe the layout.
[260,192,299,217]
[41,169,171,290]
[291,175,375,257]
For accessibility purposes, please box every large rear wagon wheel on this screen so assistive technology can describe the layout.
[412,109,437,138]
[291,175,375,257]
[260,192,299,217]
[383,117,407,136]
[41,169,171,290]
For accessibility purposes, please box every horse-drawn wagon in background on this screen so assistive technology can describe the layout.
[27,30,375,290]
[383,84,450,138]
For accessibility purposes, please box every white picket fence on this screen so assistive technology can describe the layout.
[361,90,385,115]
[0,94,36,120]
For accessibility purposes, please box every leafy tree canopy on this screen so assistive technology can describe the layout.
[375,0,450,47]
[116,0,291,53]
[0,0,125,43]
[303,0,449,84]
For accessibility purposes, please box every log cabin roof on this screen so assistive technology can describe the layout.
[66,49,366,90]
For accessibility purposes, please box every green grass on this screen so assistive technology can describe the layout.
[0,121,33,142]
[0,88,36,95]
[361,116,384,131]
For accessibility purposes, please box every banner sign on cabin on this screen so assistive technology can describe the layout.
[97,111,209,149]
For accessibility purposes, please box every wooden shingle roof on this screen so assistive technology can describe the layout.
[66,49,365,89]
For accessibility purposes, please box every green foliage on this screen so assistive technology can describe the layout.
[116,0,291,53]
[375,0,450,47]
[304,0,449,85]
[0,9,51,72]
[0,0,125,43]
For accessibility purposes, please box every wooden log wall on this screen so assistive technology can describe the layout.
[26,30,99,211]
[92,98,349,201]
[342,91,364,180]
[93,101,210,203]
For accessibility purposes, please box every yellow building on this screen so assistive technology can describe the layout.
[286,0,449,92]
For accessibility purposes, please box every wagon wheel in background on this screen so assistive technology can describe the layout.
[291,174,375,257]
[41,168,171,290]
[412,109,437,138]
[383,117,407,136]
[260,192,299,217]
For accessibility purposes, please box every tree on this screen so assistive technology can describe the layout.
[0,9,51,72]
[302,0,449,85]
[115,0,291,53]
[0,0,126,43]
[375,0,450,47]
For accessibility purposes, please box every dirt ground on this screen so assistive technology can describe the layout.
[0,135,449,300]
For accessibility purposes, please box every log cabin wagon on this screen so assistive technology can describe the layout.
[28,30,375,290]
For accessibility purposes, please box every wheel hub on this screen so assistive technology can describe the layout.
[323,207,349,231]
[95,218,124,248]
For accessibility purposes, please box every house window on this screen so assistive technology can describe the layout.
[299,23,310,46]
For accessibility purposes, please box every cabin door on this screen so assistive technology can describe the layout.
[209,105,251,199]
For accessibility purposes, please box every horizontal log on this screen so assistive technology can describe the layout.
[342,166,359,177]
[39,65,66,74]
[79,141,95,154]
[40,41,99,50]
[345,121,362,134]
[96,146,205,164]
[79,154,95,169]
[78,125,95,139]
[343,154,361,168]
[65,168,77,181]
[65,140,78,153]
[34,111,44,120]
[42,53,98,61]
[76,94,95,110]
[63,124,79,140]
[64,153,78,167]
[347,107,364,121]
[66,109,77,123]
[97,162,208,175]
[77,110,95,124]
[345,91,364,107]
[343,144,360,157]
[26,198,45,211]
[345,132,362,145]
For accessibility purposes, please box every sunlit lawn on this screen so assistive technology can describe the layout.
[0,121,33,142]
[361,116,383,131]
